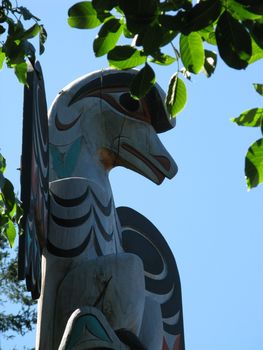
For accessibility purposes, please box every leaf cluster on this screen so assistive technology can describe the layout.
[68,0,263,117]
[231,84,263,190]
[0,0,47,83]
[0,153,22,247]
[0,239,37,338]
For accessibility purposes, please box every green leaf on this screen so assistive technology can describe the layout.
[253,83,263,96]
[203,50,217,77]
[39,25,47,55]
[130,63,156,99]
[4,219,16,247]
[108,45,146,69]
[0,154,6,173]
[0,25,5,35]
[68,1,102,29]
[248,38,263,64]
[199,25,217,45]
[0,154,6,191]
[166,73,187,117]
[2,178,16,213]
[92,0,118,11]
[141,23,165,55]
[119,0,158,34]
[20,23,40,40]
[235,0,263,15]
[227,0,262,20]
[3,38,25,65]
[18,6,40,21]
[231,108,263,127]
[248,22,263,49]
[245,138,263,190]
[158,13,184,32]
[150,53,176,66]
[180,32,205,74]
[215,11,252,69]
[0,47,5,70]
[181,0,222,34]
[14,62,27,84]
[93,18,123,57]
[0,214,9,228]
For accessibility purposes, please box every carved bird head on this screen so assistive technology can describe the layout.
[49,69,178,185]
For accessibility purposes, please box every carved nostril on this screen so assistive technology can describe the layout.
[153,155,171,171]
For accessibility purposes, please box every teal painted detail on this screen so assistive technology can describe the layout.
[50,138,81,178]
[66,314,112,349]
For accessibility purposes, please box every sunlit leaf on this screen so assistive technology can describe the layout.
[199,25,217,46]
[108,45,146,69]
[248,22,263,49]
[20,23,40,40]
[231,108,263,127]
[215,11,252,69]
[0,47,5,70]
[180,32,204,74]
[0,154,6,173]
[248,38,263,64]
[253,83,263,96]
[93,18,123,57]
[4,219,16,247]
[235,0,263,15]
[14,62,27,84]
[227,0,262,20]
[245,138,263,190]
[150,53,176,66]
[130,63,155,99]
[166,73,187,117]
[203,50,217,77]
[68,1,102,29]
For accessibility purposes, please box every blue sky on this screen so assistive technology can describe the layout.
[1,1,263,349]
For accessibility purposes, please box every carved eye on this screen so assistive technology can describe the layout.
[119,93,140,112]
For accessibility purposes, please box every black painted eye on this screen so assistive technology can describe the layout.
[119,93,140,112]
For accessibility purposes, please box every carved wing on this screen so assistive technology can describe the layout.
[117,206,185,350]
[18,61,49,299]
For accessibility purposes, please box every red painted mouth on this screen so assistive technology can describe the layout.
[121,143,168,184]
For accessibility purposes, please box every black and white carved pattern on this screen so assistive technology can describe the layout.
[47,178,121,259]
[117,206,185,350]
[19,61,49,299]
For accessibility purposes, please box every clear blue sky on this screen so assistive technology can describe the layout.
[1,1,263,349]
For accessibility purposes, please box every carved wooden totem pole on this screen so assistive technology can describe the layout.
[19,62,185,350]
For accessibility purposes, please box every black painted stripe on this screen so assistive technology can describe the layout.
[93,232,103,257]
[51,207,92,227]
[50,186,90,207]
[55,113,81,131]
[90,188,112,216]
[47,229,92,257]
[93,209,113,242]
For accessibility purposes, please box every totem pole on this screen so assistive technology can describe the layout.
[19,61,185,350]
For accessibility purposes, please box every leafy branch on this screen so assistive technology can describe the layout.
[0,154,22,247]
[67,0,263,118]
[232,84,263,190]
[67,0,263,189]
[0,0,47,83]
